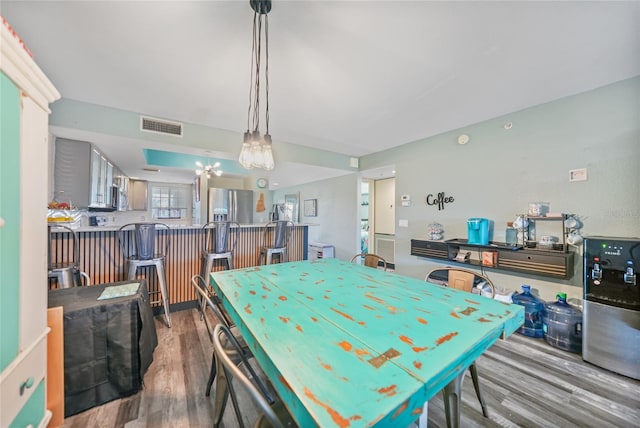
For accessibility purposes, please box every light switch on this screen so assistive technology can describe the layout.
[569,168,587,182]
[399,219,409,227]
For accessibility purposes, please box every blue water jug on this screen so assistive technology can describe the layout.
[511,285,545,337]
[543,293,582,353]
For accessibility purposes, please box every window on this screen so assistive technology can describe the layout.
[151,184,189,220]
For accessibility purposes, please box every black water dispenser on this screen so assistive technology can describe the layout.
[583,237,640,379]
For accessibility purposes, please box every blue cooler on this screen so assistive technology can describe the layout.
[467,218,489,245]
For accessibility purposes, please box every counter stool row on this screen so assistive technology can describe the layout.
[48,220,294,329]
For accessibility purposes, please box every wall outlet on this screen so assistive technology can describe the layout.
[399,219,409,227]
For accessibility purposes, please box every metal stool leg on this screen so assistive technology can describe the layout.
[227,254,234,270]
[154,259,172,328]
[200,254,215,320]
[212,357,230,428]
[127,261,138,280]
[205,351,217,397]
[469,363,489,417]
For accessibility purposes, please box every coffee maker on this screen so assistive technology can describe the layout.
[583,236,640,379]
[467,218,489,245]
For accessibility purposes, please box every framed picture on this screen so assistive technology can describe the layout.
[304,199,317,217]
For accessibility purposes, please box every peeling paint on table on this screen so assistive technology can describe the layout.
[210,258,524,427]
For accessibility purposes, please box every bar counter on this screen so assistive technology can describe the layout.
[49,224,310,311]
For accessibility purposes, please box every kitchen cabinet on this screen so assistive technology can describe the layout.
[54,139,117,209]
[0,20,60,427]
[89,147,114,208]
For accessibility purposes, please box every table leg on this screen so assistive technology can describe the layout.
[443,370,465,428]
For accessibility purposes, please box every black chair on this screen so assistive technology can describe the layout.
[191,274,249,398]
[118,222,171,327]
[350,252,388,271]
[425,266,495,418]
[258,221,294,265]
[212,324,297,428]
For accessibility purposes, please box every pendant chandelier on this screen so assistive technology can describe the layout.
[195,160,222,178]
[239,0,275,171]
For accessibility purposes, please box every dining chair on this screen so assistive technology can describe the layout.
[350,252,388,271]
[424,266,494,418]
[258,220,294,265]
[191,274,249,398]
[201,221,240,277]
[118,222,171,327]
[425,266,495,298]
[212,324,297,428]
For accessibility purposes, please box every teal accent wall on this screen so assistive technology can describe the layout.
[0,71,21,370]
[10,381,46,428]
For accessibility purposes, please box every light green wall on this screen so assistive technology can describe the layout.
[360,75,640,300]
[50,99,357,172]
[273,173,360,260]
[0,72,21,370]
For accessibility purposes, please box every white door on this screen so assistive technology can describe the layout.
[374,178,395,235]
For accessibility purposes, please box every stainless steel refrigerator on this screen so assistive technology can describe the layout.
[208,188,254,224]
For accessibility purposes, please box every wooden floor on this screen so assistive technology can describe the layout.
[61,308,640,428]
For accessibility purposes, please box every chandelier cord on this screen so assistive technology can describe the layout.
[265,14,269,135]
[247,11,257,132]
[253,12,262,133]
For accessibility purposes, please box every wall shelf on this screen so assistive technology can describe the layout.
[411,238,574,279]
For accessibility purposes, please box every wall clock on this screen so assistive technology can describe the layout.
[256,178,268,189]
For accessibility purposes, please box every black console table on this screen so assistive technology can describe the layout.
[48,280,158,416]
[411,239,574,279]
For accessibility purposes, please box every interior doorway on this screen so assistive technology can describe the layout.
[360,180,371,253]
[360,165,396,263]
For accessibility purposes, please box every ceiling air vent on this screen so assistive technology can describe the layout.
[140,116,183,137]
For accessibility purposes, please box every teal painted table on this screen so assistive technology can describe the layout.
[210,258,524,427]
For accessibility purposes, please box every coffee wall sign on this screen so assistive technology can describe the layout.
[425,192,454,211]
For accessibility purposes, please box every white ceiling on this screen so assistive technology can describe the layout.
[3,1,639,186]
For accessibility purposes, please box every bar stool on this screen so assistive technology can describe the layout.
[48,224,90,288]
[118,222,172,327]
[200,221,240,278]
[258,220,294,265]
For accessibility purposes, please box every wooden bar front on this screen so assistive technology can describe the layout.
[49,225,309,310]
